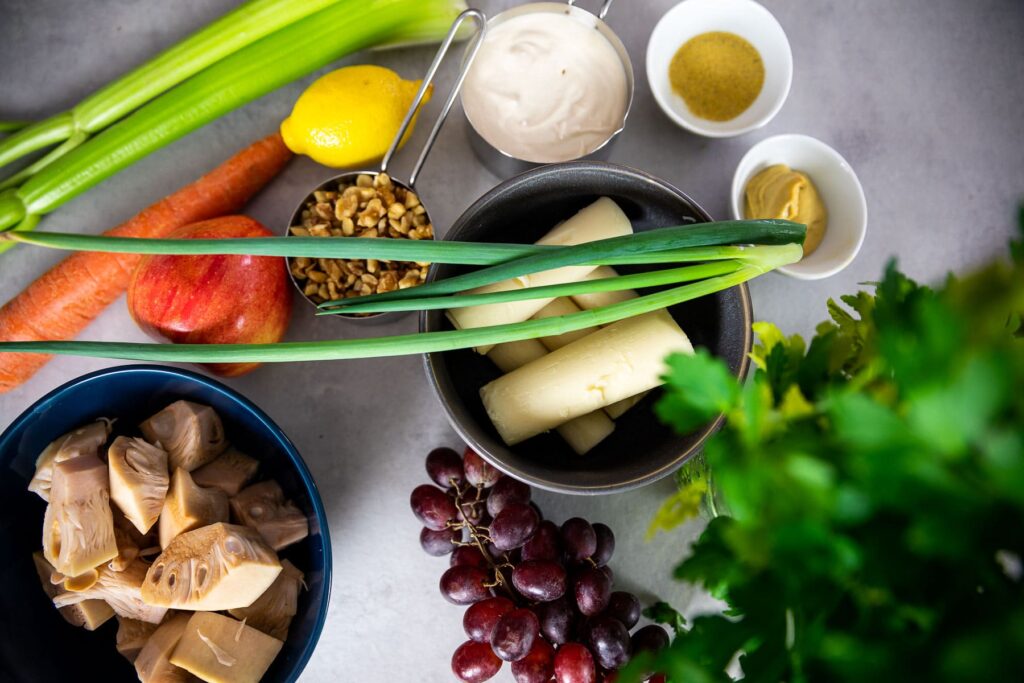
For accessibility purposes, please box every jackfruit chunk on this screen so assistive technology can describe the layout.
[116,616,160,663]
[109,436,169,535]
[192,447,258,497]
[228,559,304,640]
[110,510,143,572]
[53,559,168,624]
[170,612,283,683]
[141,401,227,472]
[143,523,281,611]
[230,480,309,552]
[62,568,100,592]
[32,552,115,631]
[28,418,113,501]
[43,452,118,577]
[159,468,229,549]
[135,613,192,683]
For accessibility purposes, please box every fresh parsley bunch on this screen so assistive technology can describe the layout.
[625,217,1024,682]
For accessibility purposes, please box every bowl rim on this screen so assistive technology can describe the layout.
[729,133,869,280]
[645,0,794,138]
[420,161,752,495]
[0,363,332,683]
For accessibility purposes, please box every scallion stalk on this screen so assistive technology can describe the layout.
[316,220,805,308]
[0,121,31,134]
[0,223,801,269]
[0,0,360,173]
[0,250,800,364]
[320,260,747,314]
[0,0,466,238]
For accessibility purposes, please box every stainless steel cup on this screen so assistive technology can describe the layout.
[461,0,635,179]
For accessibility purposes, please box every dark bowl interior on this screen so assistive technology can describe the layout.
[422,162,752,494]
[0,365,331,683]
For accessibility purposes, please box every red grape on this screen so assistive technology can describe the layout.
[511,638,554,683]
[604,591,640,629]
[452,640,502,682]
[536,596,575,645]
[427,447,465,488]
[585,616,630,670]
[561,518,597,562]
[592,523,615,566]
[464,597,516,643]
[574,566,612,616]
[631,625,669,654]
[512,560,567,602]
[599,565,614,584]
[490,502,540,551]
[420,526,460,556]
[411,484,458,531]
[554,642,596,683]
[441,565,492,605]
[521,520,561,562]
[464,448,502,488]
[646,675,667,683]
[451,545,490,569]
[487,476,532,516]
[490,608,539,662]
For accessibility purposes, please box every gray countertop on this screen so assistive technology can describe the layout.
[2,0,1022,680]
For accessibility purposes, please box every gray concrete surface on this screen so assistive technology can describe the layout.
[2,0,1022,680]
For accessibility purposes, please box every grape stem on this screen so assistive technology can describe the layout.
[447,480,515,598]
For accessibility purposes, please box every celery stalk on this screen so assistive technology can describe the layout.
[0,0,353,172]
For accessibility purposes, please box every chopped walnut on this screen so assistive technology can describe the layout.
[288,173,432,311]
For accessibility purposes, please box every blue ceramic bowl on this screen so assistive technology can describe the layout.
[0,365,331,682]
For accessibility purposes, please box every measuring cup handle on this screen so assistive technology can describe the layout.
[567,0,614,20]
[380,8,487,187]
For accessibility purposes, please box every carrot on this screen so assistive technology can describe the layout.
[0,133,292,393]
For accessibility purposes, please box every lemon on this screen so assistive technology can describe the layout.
[281,65,430,169]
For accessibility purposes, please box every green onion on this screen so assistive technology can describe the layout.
[0,0,361,173]
[317,220,806,308]
[2,230,551,264]
[0,121,31,134]
[0,223,799,269]
[0,253,799,364]
[321,260,747,314]
[0,0,465,236]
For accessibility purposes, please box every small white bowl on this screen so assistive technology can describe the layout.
[731,134,868,280]
[646,0,793,138]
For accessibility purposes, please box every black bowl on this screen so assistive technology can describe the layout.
[421,162,752,495]
[0,365,331,682]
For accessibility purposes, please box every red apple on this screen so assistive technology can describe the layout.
[128,215,292,377]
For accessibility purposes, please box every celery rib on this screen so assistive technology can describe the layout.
[0,0,355,172]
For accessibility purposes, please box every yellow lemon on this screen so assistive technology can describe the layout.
[281,65,430,169]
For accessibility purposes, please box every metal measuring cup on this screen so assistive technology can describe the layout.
[461,0,634,179]
[285,9,488,322]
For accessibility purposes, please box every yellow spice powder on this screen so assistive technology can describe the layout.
[669,31,765,122]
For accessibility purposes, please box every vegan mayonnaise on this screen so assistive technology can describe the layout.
[462,12,628,163]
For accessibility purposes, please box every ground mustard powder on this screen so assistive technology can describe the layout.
[669,31,765,122]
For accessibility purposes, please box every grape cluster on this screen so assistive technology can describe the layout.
[411,446,670,683]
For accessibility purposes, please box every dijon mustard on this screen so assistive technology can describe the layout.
[744,164,828,256]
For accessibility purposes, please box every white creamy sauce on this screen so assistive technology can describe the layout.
[462,12,628,163]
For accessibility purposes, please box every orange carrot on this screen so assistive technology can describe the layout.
[0,133,292,392]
